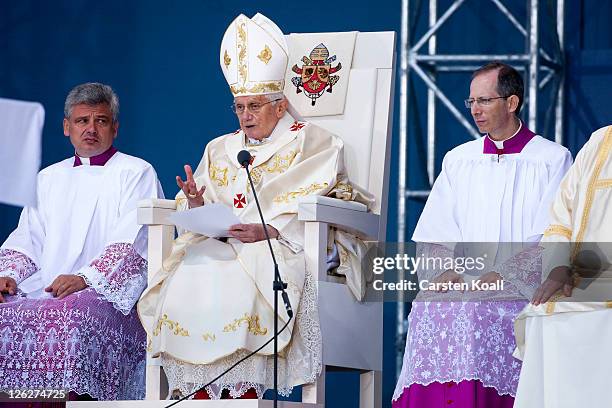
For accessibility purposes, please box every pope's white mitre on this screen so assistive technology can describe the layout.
[220,13,289,97]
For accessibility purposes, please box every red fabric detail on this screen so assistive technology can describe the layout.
[233,193,246,209]
[289,122,306,132]
[193,387,258,400]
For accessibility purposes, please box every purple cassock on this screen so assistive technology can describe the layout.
[0,147,163,400]
[393,123,573,407]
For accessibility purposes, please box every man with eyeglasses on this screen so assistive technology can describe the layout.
[393,62,572,407]
[138,13,373,400]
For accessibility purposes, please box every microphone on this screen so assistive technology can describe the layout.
[236,150,292,307]
[236,149,293,407]
[281,291,293,319]
[165,150,296,408]
[237,150,252,167]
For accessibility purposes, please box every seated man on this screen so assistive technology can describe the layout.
[0,83,163,400]
[514,125,612,408]
[138,13,373,400]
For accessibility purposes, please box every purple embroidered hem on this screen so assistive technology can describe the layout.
[394,299,526,400]
[0,288,145,400]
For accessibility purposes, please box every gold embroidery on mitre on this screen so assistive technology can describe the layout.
[258,44,272,64]
[223,313,268,336]
[606,300,612,308]
[543,224,572,240]
[223,50,231,68]
[229,16,284,96]
[202,333,217,342]
[273,182,330,204]
[153,314,190,337]
[265,151,297,174]
[209,163,229,187]
[230,81,283,96]
[236,20,248,84]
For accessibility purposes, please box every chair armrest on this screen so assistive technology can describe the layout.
[138,198,177,209]
[298,197,379,240]
[137,199,177,226]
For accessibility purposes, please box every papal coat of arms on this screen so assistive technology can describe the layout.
[291,43,342,106]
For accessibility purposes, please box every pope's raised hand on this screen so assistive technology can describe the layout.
[176,164,205,208]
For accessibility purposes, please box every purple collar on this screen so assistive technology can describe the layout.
[73,146,118,167]
[483,122,536,155]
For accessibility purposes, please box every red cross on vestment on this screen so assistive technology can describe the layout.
[289,121,306,132]
[234,193,247,209]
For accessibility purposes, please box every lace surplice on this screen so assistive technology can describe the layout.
[76,242,147,315]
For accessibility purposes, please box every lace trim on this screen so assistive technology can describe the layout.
[393,300,524,401]
[161,267,322,397]
[0,289,146,400]
[415,243,455,281]
[495,245,543,300]
[0,249,38,284]
[77,243,147,315]
[392,376,516,402]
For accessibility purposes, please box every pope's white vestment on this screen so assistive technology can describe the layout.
[138,113,374,399]
[514,125,612,408]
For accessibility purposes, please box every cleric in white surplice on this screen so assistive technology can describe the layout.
[0,83,163,399]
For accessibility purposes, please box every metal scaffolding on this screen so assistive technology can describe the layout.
[396,0,566,377]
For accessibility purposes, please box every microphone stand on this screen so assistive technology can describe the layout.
[167,153,293,408]
[242,159,292,408]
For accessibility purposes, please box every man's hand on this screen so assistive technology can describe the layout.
[433,270,465,292]
[0,277,17,303]
[472,271,503,290]
[228,224,279,243]
[45,275,88,299]
[531,266,573,306]
[176,164,206,208]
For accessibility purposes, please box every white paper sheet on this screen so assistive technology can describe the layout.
[168,203,241,237]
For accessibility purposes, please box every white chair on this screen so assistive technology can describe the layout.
[68,31,395,408]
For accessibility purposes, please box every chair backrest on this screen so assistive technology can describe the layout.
[284,31,396,240]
